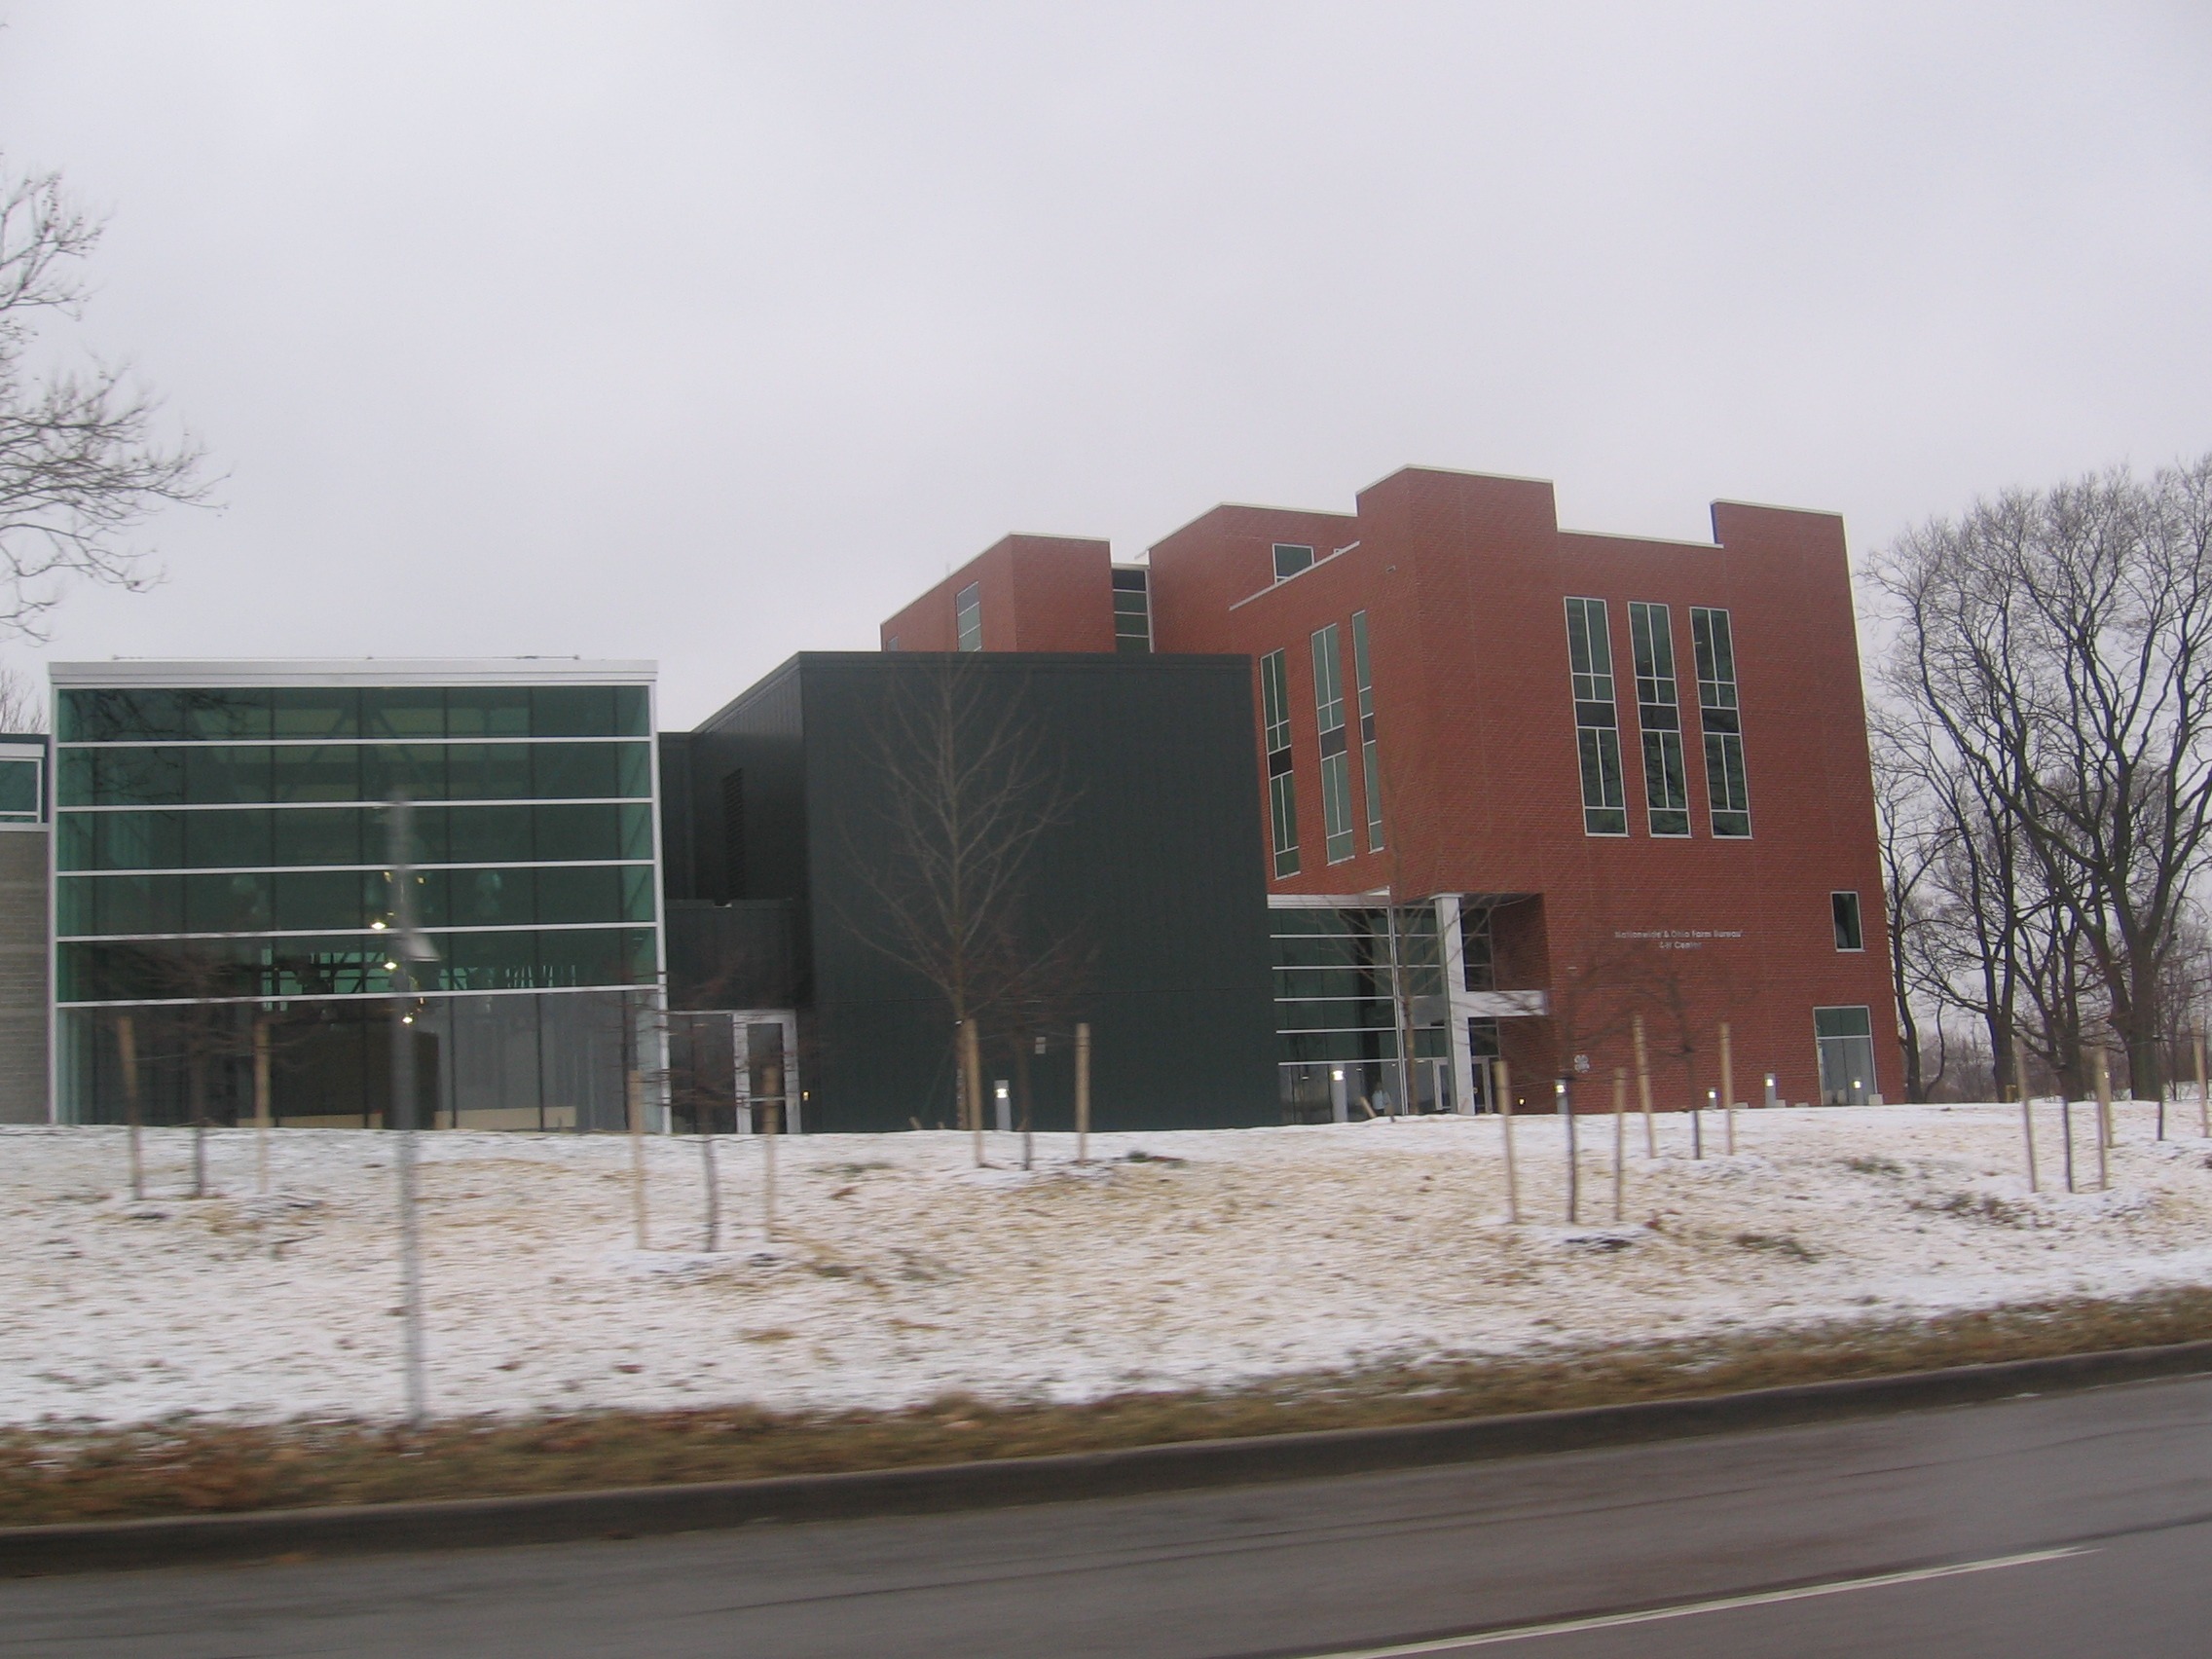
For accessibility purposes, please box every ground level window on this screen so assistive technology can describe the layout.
[1814,1006,1875,1105]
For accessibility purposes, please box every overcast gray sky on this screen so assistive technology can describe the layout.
[3,2,2207,724]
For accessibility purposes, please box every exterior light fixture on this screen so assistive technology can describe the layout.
[370,919,387,932]
[1331,1066,1345,1082]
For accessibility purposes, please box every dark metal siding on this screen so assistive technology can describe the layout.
[791,652,1277,1133]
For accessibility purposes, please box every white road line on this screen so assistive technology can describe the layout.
[1296,1547,2093,1655]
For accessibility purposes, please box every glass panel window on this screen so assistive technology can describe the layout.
[1690,607,1751,836]
[361,688,446,739]
[531,685,620,738]
[1815,1005,1877,1104]
[274,807,364,868]
[1641,730,1690,836]
[184,809,275,870]
[1629,602,1677,710]
[1832,890,1864,951]
[270,688,361,739]
[1564,597,1616,705]
[1311,624,1352,863]
[443,688,532,738]
[1259,650,1298,877]
[1564,599,1627,834]
[1350,609,1382,851]
[1112,568,1152,654]
[1310,624,1346,735]
[0,756,40,821]
[955,582,982,652]
[1272,543,1314,581]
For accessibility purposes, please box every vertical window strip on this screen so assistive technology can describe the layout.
[1565,599,1627,835]
[1260,650,1299,877]
[1629,602,1690,837]
[955,582,982,652]
[1690,608,1751,836]
[1350,610,1382,851]
[1312,624,1353,863]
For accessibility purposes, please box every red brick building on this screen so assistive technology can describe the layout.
[881,465,1899,1118]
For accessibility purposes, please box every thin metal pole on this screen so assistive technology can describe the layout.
[762,1065,780,1241]
[1719,1022,1736,1155]
[1694,1088,1708,1160]
[1633,1013,1655,1157]
[253,1015,273,1197]
[386,794,428,1431]
[627,1067,647,1249]
[1075,1021,1091,1164]
[2093,1051,2112,1192]
[2015,1034,2037,1194]
[1611,1066,1626,1225]
[1558,1078,1576,1226]
[118,1014,143,1202]
[1497,1057,1519,1225]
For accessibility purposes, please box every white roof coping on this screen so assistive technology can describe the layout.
[49,658,657,689]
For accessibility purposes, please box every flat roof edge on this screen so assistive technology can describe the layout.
[49,658,658,688]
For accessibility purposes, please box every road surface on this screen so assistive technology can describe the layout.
[9,1373,2212,1656]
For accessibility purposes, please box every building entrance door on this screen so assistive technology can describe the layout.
[1815,1006,1877,1105]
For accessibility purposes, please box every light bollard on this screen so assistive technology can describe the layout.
[2015,1034,2038,1194]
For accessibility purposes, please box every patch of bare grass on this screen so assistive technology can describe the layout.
[9,1285,2212,1530]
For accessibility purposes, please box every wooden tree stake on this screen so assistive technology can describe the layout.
[1611,1066,1626,1224]
[2014,1033,2037,1193]
[1496,1057,1519,1225]
[1075,1021,1092,1164]
[1719,1021,1736,1156]
[1633,1012,1655,1157]
[962,1017,984,1168]
[2197,1030,2208,1139]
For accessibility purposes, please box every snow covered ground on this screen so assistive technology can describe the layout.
[7,1101,2212,1428]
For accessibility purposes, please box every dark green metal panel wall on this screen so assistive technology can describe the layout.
[680,651,1278,1133]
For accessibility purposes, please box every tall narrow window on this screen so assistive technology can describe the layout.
[1260,650,1299,877]
[1564,598,1627,835]
[1111,568,1152,653]
[1628,602,1689,837]
[1831,891,1863,951]
[1691,607,1751,836]
[1312,623,1354,863]
[955,582,982,652]
[1350,609,1382,851]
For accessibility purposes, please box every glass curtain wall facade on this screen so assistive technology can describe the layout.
[51,666,663,1130]
[1272,901,1448,1122]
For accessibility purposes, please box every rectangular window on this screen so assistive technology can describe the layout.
[1691,606,1751,837]
[1273,543,1314,581]
[1628,602,1689,836]
[1564,598,1626,835]
[1832,890,1863,951]
[1260,650,1299,877]
[1111,567,1152,654]
[1350,610,1382,851]
[0,756,40,823]
[1312,624,1354,863]
[1814,1005,1876,1105]
[955,582,982,652]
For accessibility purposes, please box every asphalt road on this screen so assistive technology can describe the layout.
[10,1374,2212,1657]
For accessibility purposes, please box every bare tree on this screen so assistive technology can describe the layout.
[1,158,209,638]
[840,657,1082,1149]
[1867,456,2212,1098]
[0,661,41,729]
